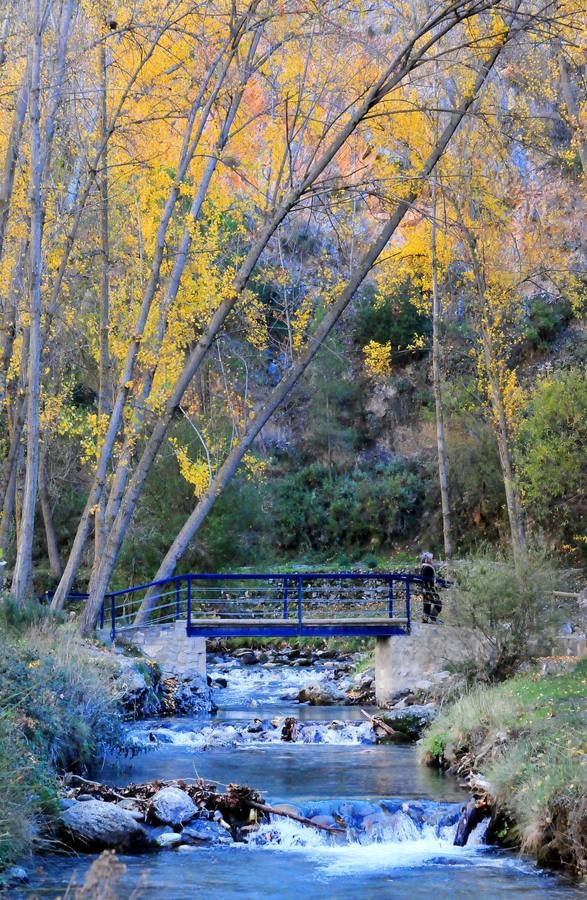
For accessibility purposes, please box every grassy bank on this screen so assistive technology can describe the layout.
[0,598,126,873]
[420,659,587,877]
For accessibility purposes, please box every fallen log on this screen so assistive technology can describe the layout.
[249,800,345,834]
[360,707,400,738]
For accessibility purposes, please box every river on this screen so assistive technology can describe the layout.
[20,654,581,898]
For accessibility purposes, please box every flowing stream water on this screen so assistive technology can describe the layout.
[21,655,581,898]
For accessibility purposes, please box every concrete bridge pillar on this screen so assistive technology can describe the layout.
[375,624,488,707]
[122,620,206,679]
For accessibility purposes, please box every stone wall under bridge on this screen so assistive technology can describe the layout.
[120,620,206,679]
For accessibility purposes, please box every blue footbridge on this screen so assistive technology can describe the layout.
[67,570,447,640]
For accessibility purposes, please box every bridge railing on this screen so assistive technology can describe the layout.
[47,570,448,638]
[95,571,448,639]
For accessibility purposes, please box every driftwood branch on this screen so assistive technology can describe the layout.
[360,707,399,738]
[249,800,345,834]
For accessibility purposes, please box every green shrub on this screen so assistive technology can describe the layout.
[516,368,587,560]
[270,461,426,553]
[354,283,430,359]
[444,555,562,680]
[522,298,570,351]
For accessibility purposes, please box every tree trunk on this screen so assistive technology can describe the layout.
[95,34,112,562]
[11,3,44,603]
[0,442,17,560]
[480,321,528,571]
[50,11,255,611]
[39,445,62,578]
[430,173,453,558]
[0,67,29,263]
[463,234,528,572]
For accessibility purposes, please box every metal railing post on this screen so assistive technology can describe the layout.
[187,576,192,629]
[405,577,411,633]
[283,576,288,620]
[297,575,303,629]
[99,599,104,631]
[388,577,394,618]
[175,578,181,620]
[110,594,116,641]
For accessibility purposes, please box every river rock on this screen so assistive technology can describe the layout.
[149,787,198,826]
[117,657,161,718]
[60,799,151,851]
[379,704,438,740]
[162,674,216,715]
[297,682,345,705]
[181,820,233,845]
[157,832,183,848]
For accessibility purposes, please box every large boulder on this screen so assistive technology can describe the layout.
[297,682,345,705]
[161,674,216,715]
[149,787,198,827]
[60,799,151,851]
[116,657,162,718]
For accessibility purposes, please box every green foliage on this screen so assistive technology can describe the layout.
[421,660,587,875]
[301,340,364,468]
[354,283,430,359]
[516,368,587,559]
[445,555,562,680]
[441,423,507,547]
[522,298,570,351]
[271,461,426,553]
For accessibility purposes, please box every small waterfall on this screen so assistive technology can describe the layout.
[248,798,490,867]
[132,717,378,749]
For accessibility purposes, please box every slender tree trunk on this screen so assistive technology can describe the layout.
[95,34,111,561]
[464,235,528,571]
[50,11,256,611]
[557,42,586,172]
[430,173,453,558]
[11,2,45,602]
[0,68,29,263]
[0,449,17,560]
[39,444,62,578]
[480,321,528,570]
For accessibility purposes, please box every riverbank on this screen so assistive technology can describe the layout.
[0,599,213,884]
[420,658,587,879]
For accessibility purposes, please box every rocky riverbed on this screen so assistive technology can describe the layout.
[8,643,581,898]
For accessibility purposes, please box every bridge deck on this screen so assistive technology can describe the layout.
[187,616,409,638]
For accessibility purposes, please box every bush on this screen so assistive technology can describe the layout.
[354,283,430,359]
[445,556,562,680]
[270,461,426,553]
[516,368,587,560]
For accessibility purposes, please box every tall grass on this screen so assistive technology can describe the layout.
[0,597,125,871]
[420,660,587,876]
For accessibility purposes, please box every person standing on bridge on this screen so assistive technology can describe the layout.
[420,552,442,623]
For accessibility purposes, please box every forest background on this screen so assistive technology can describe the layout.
[0,0,584,627]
